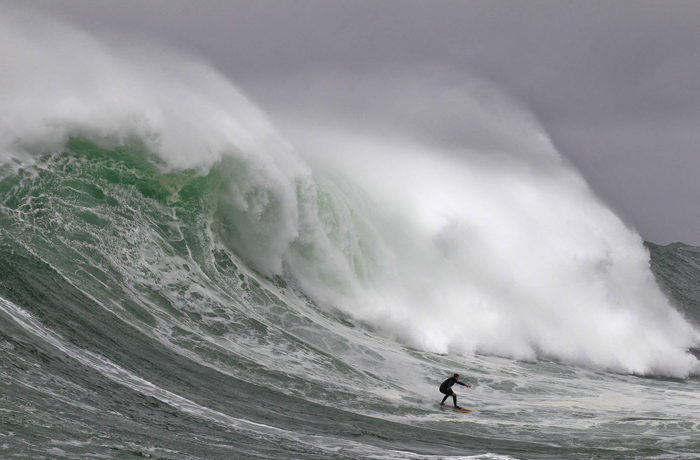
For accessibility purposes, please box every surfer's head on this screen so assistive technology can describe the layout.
[454,373,459,379]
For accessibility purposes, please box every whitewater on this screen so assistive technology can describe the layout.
[1,9,699,459]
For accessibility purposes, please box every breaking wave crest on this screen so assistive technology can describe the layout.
[1,8,699,380]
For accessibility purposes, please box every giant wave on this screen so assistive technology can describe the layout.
[2,9,697,379]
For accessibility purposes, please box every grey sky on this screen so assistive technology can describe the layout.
[18,0,700,244]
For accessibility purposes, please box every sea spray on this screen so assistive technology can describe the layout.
[255,71,700,376]
[283,126,700,376]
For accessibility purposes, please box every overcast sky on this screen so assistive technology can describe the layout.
[15,0,700,244]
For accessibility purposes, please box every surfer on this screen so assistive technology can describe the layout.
[439,373,471,408]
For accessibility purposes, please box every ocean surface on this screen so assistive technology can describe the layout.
[2,11,700,459]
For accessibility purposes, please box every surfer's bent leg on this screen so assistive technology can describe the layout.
[440,392,450,405]
[440,388,455,406]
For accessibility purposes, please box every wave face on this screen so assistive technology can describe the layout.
[647,242,700,326]
[1,9,700,459]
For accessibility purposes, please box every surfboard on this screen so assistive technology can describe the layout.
[439,405,472,413]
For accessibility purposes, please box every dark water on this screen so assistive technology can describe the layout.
[647,242,700,326]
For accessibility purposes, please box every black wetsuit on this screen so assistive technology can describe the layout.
[439,376,468,407]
